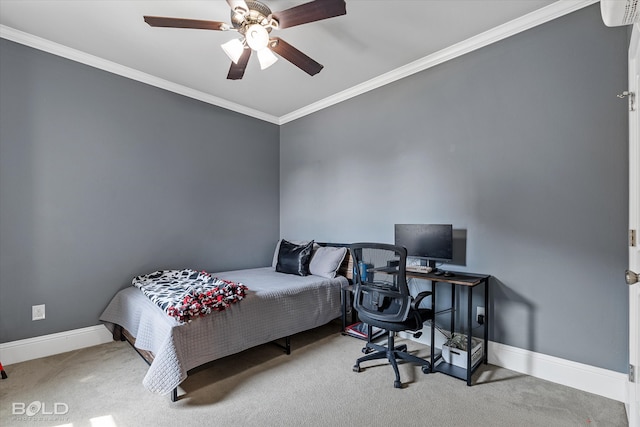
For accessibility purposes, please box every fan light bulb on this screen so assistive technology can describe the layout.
[221,38,245,64]
[245,24,269,51]
[257,48,278,70]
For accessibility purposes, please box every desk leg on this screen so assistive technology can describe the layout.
[467,285,473,386]
[341,286,357,332]
[484,278,489,365]
[450,283,455,340]
[430,280,436,373]
[341,288,347,332]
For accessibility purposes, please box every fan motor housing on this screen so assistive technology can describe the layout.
[231,0,276,34]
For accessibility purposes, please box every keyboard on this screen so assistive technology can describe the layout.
[406,266,433,273]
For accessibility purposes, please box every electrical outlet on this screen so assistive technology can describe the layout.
[477,306,485,324]
[32,304,45,321]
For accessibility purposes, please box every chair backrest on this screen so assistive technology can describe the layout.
[350,243,411,324]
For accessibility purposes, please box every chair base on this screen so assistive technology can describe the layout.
[353,331,430,388]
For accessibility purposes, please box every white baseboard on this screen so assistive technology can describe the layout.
[0,325,629,404]
[0,325,113,366]
[489,341,628,403]
[399,328,628,403]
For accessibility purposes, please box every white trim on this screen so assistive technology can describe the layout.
[489,341,628,403]
[278,0,598,124]
[0,325,628,405]
[0,325,113,366]
[626,21,640,427]
[0,1,597,125]
[0,25,280,125]
[401,326,627,403]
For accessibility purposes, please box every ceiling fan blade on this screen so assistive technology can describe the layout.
[273,0,346,29]
[269,37,323,76]
[227,48,251,80]
[226,0,249,14]
[144,16,228,31]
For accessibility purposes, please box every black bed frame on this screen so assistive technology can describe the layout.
[112,324,291,402]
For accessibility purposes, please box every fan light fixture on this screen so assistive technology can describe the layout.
[245,24,268,50]
[221,23,277,69]
[221,38,245,64]
[257,47,278,69]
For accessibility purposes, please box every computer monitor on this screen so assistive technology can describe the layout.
[394,224,453,269]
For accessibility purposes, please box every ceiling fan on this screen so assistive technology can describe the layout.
[144,0,347,80]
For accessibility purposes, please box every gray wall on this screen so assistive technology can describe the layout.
[0,39,280,343]
[280,6,629,373]
[0,4,629,375]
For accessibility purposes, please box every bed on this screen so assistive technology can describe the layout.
[99,241,351,401]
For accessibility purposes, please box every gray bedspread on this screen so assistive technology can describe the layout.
[100,267,347,395]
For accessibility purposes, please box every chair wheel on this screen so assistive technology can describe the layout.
[394,380,402,388]
[353,365,361,373]
[422,365,430,374]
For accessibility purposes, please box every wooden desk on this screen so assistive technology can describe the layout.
[405,270,490,386]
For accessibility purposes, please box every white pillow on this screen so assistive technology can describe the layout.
[309,246,347,279]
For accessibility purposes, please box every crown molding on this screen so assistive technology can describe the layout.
[278,0,598,124]
[0,25,280,125]
[1,1,597,126]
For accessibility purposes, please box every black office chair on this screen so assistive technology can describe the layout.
[350,243,432,388]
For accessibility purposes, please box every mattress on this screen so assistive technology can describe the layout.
[100,267,347,394]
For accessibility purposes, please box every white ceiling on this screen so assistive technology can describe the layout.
[0,0,596,123]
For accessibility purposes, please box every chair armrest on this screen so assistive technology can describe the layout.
[411,291,432,310]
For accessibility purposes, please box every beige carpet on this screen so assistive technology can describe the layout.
[0,321,628,426]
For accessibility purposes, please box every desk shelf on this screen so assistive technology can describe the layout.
[433,358,484,381]
[405,270,490,386]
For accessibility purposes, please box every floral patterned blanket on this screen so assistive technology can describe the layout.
[132,269,248,323]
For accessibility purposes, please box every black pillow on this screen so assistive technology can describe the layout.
[276,240,314,276]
